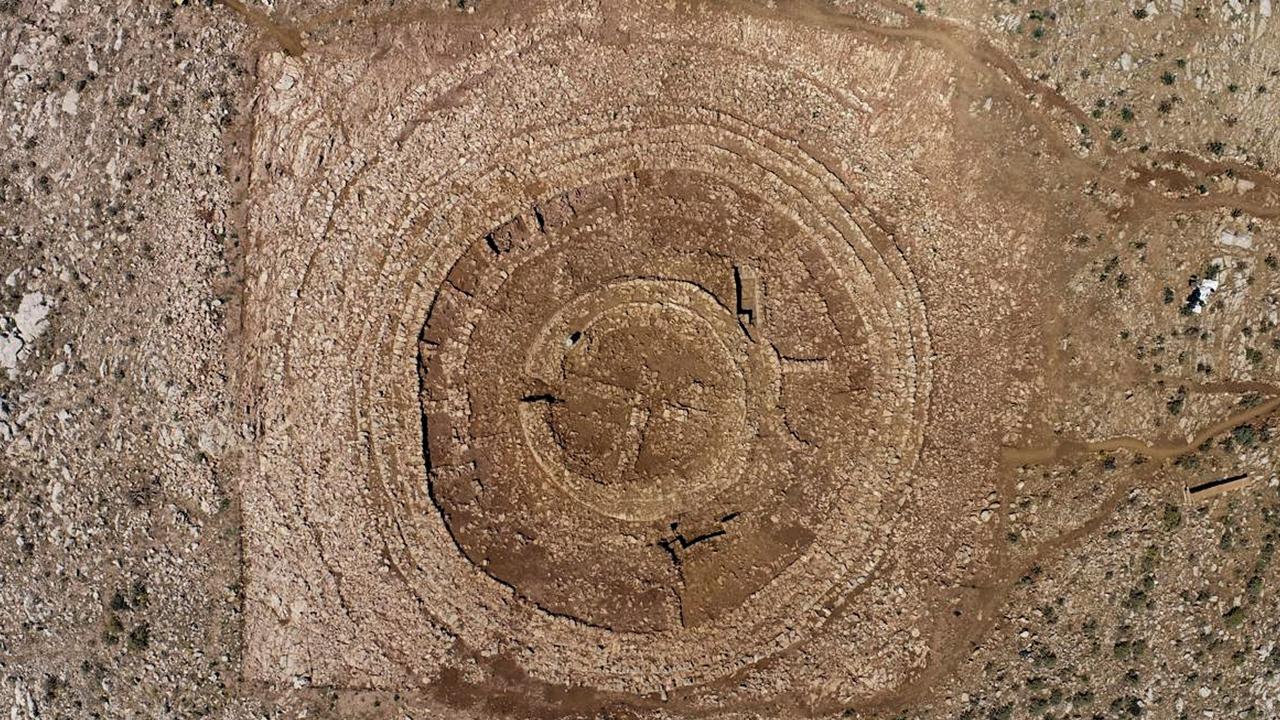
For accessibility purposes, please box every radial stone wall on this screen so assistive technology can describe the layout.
[239,2,1056,715]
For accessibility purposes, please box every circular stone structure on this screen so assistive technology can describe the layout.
[240,4,1046,711]
[376,99,934,690]
[518,277,759,521]
[421,170,884,633]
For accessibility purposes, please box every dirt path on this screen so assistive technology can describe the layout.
[1004,384,1280,465]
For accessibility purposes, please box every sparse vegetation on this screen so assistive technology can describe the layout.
[7,2,1278,720]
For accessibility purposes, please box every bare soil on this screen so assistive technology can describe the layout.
[3,1,1280,719]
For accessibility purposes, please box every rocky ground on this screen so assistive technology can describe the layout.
[2,1,1278,719]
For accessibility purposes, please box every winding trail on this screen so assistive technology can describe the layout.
[1004,386,1280,465]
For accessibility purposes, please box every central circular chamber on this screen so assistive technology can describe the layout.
[521,279,770,521]
[420,169,876,633]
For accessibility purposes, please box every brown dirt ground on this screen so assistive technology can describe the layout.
[3,0,1280,718]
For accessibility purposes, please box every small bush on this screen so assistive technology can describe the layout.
[1224,606,1246,628]
[127,623,150,651]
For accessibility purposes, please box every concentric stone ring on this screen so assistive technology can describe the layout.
[243,11,960,707]
[408,152,923,648]
[519,278,764,521]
